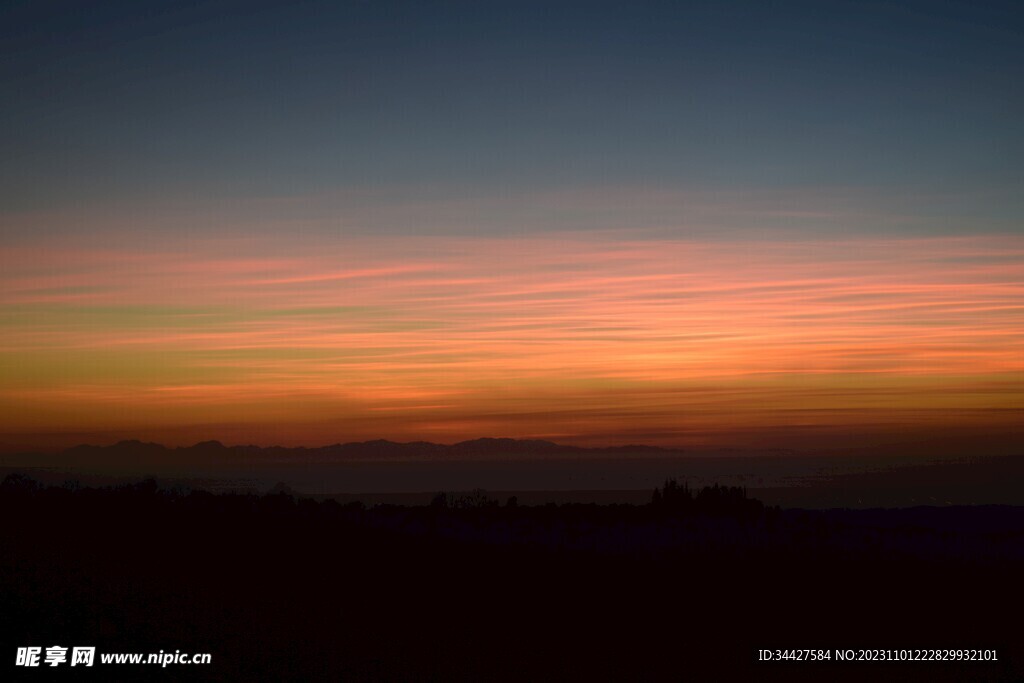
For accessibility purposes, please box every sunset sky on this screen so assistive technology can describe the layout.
[2,1,1022,451]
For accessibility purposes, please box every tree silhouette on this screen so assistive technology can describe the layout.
[651,478,764,519]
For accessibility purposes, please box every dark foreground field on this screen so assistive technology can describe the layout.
[2,477,1022,682]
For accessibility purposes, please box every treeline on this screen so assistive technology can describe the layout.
[2,472,771,518]
[423,478,773,519]
[650,478,769,519]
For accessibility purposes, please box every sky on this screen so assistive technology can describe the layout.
[1,0,1022,451]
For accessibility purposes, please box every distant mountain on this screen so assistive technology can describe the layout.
[450,438,573,455]
[41,437,683,467]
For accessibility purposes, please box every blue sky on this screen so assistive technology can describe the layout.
[2,0,1021,231]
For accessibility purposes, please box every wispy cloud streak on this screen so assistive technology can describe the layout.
[1,233,1021,447]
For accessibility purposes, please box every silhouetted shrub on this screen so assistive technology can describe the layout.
[452,489,498,509]
[0,472,40,494]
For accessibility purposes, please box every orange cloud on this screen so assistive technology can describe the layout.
[1,232,1021,450]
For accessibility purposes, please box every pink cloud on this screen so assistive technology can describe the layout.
[1,230,1021,445]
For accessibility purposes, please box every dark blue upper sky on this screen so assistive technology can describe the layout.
[2,0,1022,233]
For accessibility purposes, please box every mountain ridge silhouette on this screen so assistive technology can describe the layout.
[53,437,684,465]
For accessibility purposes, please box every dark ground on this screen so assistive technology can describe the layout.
[2,478,1021,682]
